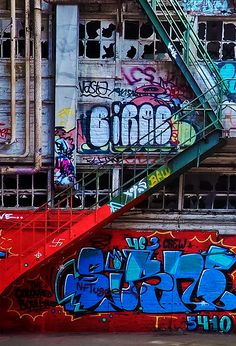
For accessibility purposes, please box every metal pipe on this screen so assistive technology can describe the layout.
[10,0,16,144]
[33,0,42,171]
[0,0,42,173]
[0,0,30,159]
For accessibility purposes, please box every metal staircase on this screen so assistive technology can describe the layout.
[138,0,228,125]
[0,80,227,295]
[0,0,229,295]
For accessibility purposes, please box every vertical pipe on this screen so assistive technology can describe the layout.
[24,0,30,155]
[10,0,16,144]
[34,0,42,170]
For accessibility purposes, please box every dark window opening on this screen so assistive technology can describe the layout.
[215,175,228,191]
[86,41,100,59]
[41,41,48,59]
[79,23,85,40]
[102,23,116,38]
[19,194,32,207]
[3,32,11,58]
[124,21,139,39]
[127,46,137,59]
[207,41,220,60]
[223,23,236,41]
[4,175,17,189]
[34,173,47,189]
[162,21,171,35]
[198,23,206,40]
[140,22,153,39]
[102,42,114,59]
[79,40,85,56]
[156,41,168,54]
[206,21,222,41]
[34,194,48,207]
[222,43,235,60]
[3,195,17,207]
[86,21,100,39]
[19,175,32,189]
[141,41,154,59]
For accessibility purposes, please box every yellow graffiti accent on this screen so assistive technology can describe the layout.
[148,166,172,188]
[147,230,175,239]
[154,315,177,329]
[57,108,74,130]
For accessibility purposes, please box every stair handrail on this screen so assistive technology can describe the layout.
[2,108,222,270]
[148,0,229,92]
[1,78,232,241]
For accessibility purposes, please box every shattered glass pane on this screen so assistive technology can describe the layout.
[102,42,115,59]
[198,22,206,40]
[86,21,100,39]
[223,23,236,41]
[102,23,116,38]
[206,21,222,41]
[207,41,220,60]
[79,23,85,40]
[140,22,153,39]
[222,42,235,60]
[86,41,100,58]
[124,21,139,39]
[126,46,137,59]
[141,41,154,59]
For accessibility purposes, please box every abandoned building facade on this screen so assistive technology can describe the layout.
[0,0,236,333]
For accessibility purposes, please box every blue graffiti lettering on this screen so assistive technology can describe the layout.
[55,244,236,314]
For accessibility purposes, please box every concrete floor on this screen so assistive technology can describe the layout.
[0,333,236,346]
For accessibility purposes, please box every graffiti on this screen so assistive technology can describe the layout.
[0,213,23,220]
[78,69,198,154]
[0,251,6,258]
[0,124,11,142]
[8,277,56,316]
[181,0,233,14]
[109,87,137,99]
[124,178,148,200]
[121,66,190,99]
[217,62,236,102]
[163,238,188,249]
[167,43,177,60]
[78,101,197,153]
[49,238,65,247]
[57,108,74,129]
[54,127,75,186]
[80,155,157,165]
[55,233,236,315]
[187,315,232,333]
[122,66,157,86]
[148,165,172,188]
[79,80,110,99]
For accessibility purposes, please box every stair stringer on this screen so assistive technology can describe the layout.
[137,0,224,128]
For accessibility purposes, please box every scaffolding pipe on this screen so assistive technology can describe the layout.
[10,0,16,144]
[0,0,31,159]
[0,0,42,173]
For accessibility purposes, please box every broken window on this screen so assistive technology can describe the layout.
[183,173,236,210]
[122,20,182,60]
[198,20,236,60]
[0,17,49,59]
[79,20,116,60]
[0,172,48,208]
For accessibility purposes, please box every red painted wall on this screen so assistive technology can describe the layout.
[1,215,236,333]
